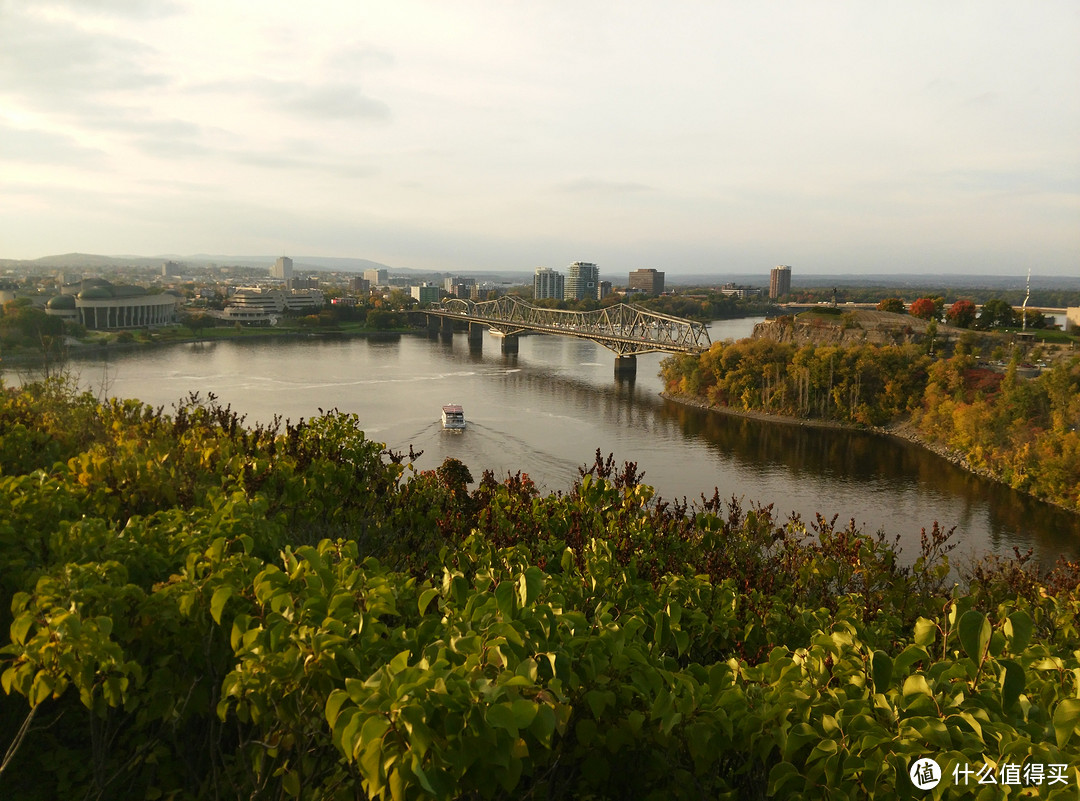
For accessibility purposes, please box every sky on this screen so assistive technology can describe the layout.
[1,1,1078,277]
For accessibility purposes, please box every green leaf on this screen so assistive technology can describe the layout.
[387,650,410,675]
[510,698,538,730]
[909,717,951,749]
[1052,698,1080,749]
[9,613,33,646]
[495,580,516,619]
[893,645,929,675]
[957,610,990,662]
[902,675,933,698]
[210,586,233,624]
[518,566,544,607]
[1004,610,1033,653]
[486,702,519,736]
[575,717,597,747]
[913,617,937,648]
[768,762,803,797]
[528,704,556,747]
[999,659,1024,711]
[325,689,350,729]
[417,588,439,616]
[871,650,892,691]
[282,769,300,798]
[413,763,437,796]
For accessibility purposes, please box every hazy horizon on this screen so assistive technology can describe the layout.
[2,2,1078,276]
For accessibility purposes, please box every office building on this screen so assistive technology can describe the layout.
[719,283,762,299]
[566,261,599,301]
[411,284,441,304]
[769,265,792,299]
[628,268,665,296]
[364,268,389,286]
[270,256,294,281]
[444,276,475,292]
[533,267,564,300]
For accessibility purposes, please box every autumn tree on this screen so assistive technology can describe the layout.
[908,297,937,320]
[946,299,977,328]
[876,297,905,314]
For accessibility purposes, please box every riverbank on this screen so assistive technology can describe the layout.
[661,390,1074,515]
[2,325,423,370]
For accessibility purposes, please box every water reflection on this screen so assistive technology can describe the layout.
[55,322,1078,567]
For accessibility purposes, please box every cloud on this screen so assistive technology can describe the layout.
[195,78,390,122]
[30,0,183,18]
[0,122,105,166]
[555,178,654,194]
[0,11,169,108]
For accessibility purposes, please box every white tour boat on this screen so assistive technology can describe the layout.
[441,404,466,430]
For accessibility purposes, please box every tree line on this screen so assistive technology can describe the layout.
[661,339,1080,511]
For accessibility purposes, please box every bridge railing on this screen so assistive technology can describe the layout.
[438,297,711,355]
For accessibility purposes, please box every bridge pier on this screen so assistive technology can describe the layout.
[468,323,484,347]
[614,355,637,378]
[427,315,441,334]
[500,335,519,355]
[441,316,456,335]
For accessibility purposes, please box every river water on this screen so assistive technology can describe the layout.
[59,318,1078,567]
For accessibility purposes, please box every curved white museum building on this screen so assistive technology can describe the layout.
[46,280,181,329]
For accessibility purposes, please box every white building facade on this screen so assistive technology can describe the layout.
[533,267,564,300]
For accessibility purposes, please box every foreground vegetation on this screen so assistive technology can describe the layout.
[662,339,1080,512]
[2,382,1080,799]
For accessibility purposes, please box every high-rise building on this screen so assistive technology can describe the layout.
[566,261,599,301]
[271,256,294,281]
[410,284,440,304]
[444,276,476,292]
[628,268,665,296]
[769,265,792,299]
[364,268,389,286]
[533,267,564,300]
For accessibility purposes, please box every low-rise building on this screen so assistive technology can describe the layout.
[718,283,762,299]
[1066,307,1080,332]
[45,279,180,328]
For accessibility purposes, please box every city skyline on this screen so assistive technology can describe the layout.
[1,2,1078,276]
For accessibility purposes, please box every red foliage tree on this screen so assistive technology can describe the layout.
[909,297,937,320]
[946,299,977,328]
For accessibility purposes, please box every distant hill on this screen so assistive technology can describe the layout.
[0,253,398,274]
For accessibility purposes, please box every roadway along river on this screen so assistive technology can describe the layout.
[60,317,1078,568]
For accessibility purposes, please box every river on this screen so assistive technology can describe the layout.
[57,317,1078,567]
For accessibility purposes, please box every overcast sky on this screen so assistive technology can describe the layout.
[1,1,1078,276]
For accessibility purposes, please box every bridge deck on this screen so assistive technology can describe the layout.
[429,297,711,356]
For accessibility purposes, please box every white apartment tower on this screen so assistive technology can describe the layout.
[533,267,564,300]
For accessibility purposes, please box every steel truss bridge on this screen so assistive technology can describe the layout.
[428,297,711,357]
